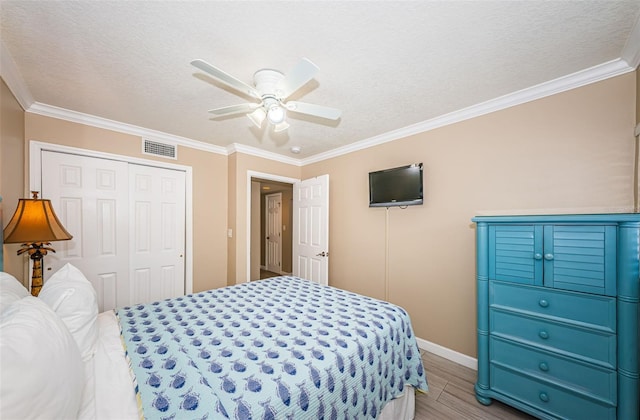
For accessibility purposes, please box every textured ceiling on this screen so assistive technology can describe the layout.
[1,1,639,160]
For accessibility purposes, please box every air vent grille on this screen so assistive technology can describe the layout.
[143,139,177,159]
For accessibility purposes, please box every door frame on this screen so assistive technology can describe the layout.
[29,140,194,294]
[246,170,299,282]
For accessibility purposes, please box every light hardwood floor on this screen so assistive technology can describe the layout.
[260,269,281,279]
[415,350,536,420]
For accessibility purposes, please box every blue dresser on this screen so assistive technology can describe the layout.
[473,214,639,420]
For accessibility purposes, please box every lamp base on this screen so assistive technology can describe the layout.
[30,256,44,297]
[16,242,55,297]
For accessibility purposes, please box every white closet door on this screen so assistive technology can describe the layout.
[129,164,186,304]
[41,151,129,311]
[41,152,187,310]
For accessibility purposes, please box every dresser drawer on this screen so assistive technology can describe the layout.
[491,364,616,420]
[490,309,616,367]
[490,336,617,403]
[490,281,616,331]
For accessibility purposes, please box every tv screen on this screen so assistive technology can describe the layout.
[369,163,423,207]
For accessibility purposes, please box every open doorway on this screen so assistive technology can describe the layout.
[247,171,330,285]
[250,177,293,281]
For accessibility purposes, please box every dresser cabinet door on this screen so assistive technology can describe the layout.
[489,224,543,286]
[543,225,617,296]
[489,224,616,295]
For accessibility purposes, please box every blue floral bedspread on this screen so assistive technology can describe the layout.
[116,276,428,419]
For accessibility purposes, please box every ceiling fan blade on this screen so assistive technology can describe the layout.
[208,103,260,118]
[275,58,319,99]
[285,101,342,120]
[191,59,261,100]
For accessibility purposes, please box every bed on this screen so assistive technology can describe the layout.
[1,264,428,419]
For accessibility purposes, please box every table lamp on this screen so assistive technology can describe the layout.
[3,191,73,296]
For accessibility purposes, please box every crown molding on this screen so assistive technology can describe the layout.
[0,40,34,111]
[301,58,634,165]
[27,102,227,155]
[22,55,635,167]
[227,143,303,166]
[622,14,640,69]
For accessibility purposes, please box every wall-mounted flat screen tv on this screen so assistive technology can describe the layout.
[369,163,423,207]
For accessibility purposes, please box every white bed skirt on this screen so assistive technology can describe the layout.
[89,311,416,419]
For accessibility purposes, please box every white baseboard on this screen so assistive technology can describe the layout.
[415,336,478,371]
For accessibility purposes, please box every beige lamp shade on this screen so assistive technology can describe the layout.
[3,195,73,244]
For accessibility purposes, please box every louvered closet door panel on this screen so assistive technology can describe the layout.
[41,151,129,312]
[129,164,186,305]
[489,225,543,286]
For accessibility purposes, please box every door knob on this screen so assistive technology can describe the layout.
[316,251,329,257]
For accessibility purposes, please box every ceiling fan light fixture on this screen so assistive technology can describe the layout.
[247,108,266,128]
[267,104,286,124]
[192,57,341,134]
[273,121,290,133]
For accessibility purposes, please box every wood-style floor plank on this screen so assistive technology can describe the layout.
[415,351,536,420]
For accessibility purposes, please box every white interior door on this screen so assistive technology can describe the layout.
[129,164,186,304]
[41,151,129,312]
[265,193,282,273]
[293,175,329,285]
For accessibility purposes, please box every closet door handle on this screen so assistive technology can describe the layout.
[534,253,542,260]
[544,253,554,261]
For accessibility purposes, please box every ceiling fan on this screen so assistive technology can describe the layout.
[191,58,342,132]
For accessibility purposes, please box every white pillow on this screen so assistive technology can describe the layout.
[0,272,29,296]
[39,263,99,361]
[0,296,84,419]
[0,272,29,314]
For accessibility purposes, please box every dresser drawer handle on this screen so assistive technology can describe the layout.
[544,253,554,261]
[539,392,549,402]
[538,299,549,308]
[539,362,549,372]
[538,330,549,339]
